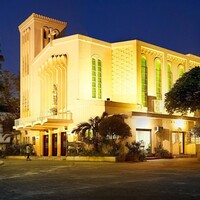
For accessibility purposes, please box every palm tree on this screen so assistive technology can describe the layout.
[2,130,21,145]
[72,112,108,152]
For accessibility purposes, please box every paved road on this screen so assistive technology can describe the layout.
[0,158,200,200]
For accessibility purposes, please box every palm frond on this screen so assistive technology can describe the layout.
[100,112,108,120]
[2,130,21,141]
[72,122,91,133]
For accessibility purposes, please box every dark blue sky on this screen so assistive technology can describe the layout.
[1,0,200,73]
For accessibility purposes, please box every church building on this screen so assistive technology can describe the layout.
[14,13,200,156]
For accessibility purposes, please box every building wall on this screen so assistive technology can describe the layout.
[111,41,137,103]
[16,13,200,156]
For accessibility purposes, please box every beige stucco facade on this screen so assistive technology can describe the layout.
[15,13,200,156]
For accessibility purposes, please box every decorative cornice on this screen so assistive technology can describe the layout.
[19,13,67,31]
[32,13,67,26]
[141,46,163,58]
[167,54,186,64]
[189,60,200,67]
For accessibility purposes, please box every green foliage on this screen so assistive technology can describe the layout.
[72,112,108,137]
[99,114,132,156]
[71,113,132,157]
[100,140,123,156]
[98,114,132,140]
[165,66,200,114]
[125,141,146,161]
[191,126,200,137]
[0,70,20,140]
[71,112,108,152]
[2,129,21,144]
[2,144,35,156]
[0,70,20,115]
[154,144,172,159]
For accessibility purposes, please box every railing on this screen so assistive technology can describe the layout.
[14,111,73,128]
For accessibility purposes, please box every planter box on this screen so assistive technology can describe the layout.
[66,156,116,162]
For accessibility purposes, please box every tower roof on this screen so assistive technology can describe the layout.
[18,13,67,31]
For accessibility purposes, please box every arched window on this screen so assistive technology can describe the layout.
[141,56,147,107]
[167,62,172,91]
[92,57,102,99]
[178,65,184,77]
[155,58,162,100]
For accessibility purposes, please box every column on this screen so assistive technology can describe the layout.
[48,129,52,156]
[57,130,61,156]
[40,131,44,156]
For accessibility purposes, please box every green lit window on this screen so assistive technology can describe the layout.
[178,65,184,77]
[168,63,172,91]
[141,56,147,107]
[92,57,102,99]
[155,58,162,100]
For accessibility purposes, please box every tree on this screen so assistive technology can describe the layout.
[0,49,5,68]
[165,66,200,114]
[165,66,200,137]
[0,70,20,116]
[98,114,132,140]
[0,50,20,146]
[71,112,108,152]
[98,114,132,156]
[0,67,20,143]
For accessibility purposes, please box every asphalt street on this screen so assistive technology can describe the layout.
[0,158,200,200]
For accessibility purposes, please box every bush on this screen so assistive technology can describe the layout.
[125,141,146,162]
[154,144,172,159]
[3,144,35,156]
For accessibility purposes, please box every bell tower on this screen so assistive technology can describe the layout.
[18,13,67,118]
[18,13,67,67]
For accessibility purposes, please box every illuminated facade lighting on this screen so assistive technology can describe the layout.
[15,13,200,156]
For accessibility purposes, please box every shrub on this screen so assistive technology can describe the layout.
[4,144,35,156]
[154,144,172,159]
[125,141,146,162]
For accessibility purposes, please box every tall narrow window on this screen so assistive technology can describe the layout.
[178,65,184,77]
[155,58,162,100]
[141,56,147,107]
[92,58,96,98]
[92,57,102,99]
[97,59,102,99]
[167,62,172,91]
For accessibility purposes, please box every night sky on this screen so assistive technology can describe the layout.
[1,0,200,74]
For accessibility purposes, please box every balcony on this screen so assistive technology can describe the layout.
[14,111,73,130]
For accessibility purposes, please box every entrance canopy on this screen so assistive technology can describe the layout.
[14,112,73,131]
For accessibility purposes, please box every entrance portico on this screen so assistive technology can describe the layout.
[14,112,73,156]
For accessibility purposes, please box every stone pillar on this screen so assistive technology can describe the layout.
[40,131,44,156]
[48,130,52,156]
[57,131,61,156]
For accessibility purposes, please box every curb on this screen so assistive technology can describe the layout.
[6,156,66,161]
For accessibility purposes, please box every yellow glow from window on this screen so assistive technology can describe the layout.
[174,119,184,129]
[134,117,151,128]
